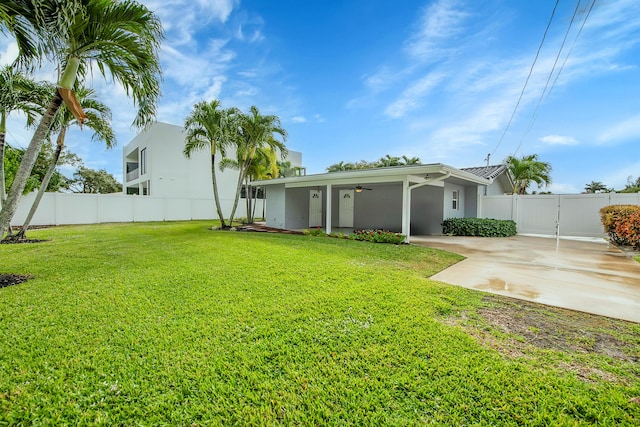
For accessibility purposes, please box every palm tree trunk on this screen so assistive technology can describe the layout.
[211,154,227,228]
[0,90,63,238]
[228,169,245,227]
[13,128,66,240]
[0,112,7,209]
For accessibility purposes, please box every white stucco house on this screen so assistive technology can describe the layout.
[123,122,303,218]
[251,163,512,241]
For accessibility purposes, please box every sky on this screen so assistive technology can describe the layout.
[1,0,640,194]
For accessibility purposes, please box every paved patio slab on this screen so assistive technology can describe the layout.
[411,235,640,323]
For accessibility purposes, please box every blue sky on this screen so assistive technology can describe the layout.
[2,0,640,193]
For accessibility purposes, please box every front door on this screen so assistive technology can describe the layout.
[339,189,354,227]
[309,189,322,227]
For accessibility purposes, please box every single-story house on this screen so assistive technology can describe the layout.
[252,163,512,242]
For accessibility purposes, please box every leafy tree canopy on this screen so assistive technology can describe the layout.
[66,167,122,194]
[326,155,421,172]
[4,144,80,194]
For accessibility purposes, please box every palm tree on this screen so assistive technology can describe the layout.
[245,147,279,222]
[505,154,552,195]
[225,106,287,226]
[10,86,114,240]
[584,181,608,194]
[277,160,303,177]
[184,101,238,228]
[376,154,402,167]
[0,66,50,209]
[0,0,162,237]
[401,155,421,165]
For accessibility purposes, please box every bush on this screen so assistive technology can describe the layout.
[348,229,406,244]
[303,227,326,237]
[600,205,640,247]
[442,218,517,237]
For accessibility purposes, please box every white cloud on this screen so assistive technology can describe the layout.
[405,0,470,61]
[203,76,227,101]
[385,73,445,118]
[0,40,18,65]
[539,135,579,146]
[598,113,640,144]
[291,116,307,123]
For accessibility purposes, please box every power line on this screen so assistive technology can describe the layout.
[545,0,597,101]
[490,0,561,158]
[513,0,586,155]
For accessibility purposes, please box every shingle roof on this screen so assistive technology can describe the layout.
[460,164,508,180]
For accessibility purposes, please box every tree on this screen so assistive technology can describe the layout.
[11,86,114,240]
[0,0,162,238]
[327,155,421,172]
[277,160,303,177]
[584,181,609,194]
[4,144,76,195]
[504,154,552,195]
[0,65,51,209]
[66,167,121,194]
[620,176,640,193]
[225,106,287,226]
[184,100,237,228]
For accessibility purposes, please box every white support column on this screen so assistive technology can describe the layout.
[325,184,332,234]
[401,177,410,242]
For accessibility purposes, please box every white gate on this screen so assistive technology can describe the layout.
[479,193,640,237]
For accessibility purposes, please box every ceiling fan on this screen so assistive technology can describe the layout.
[351,185,372,193]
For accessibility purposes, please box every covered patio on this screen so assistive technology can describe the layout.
[253,164,499,242]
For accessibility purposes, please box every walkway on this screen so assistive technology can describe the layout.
[411,235,640,323]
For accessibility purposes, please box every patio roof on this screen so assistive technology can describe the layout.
[251,163,492,187]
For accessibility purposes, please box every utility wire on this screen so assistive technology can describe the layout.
[545,0,597,101]
[490,0,561,158]
[514,0,597,155]
[513,0,585,155]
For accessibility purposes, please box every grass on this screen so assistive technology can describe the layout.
[635,255,640,263]
[1,221,639,425]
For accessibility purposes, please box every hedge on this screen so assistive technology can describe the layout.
[600,205,640,248]
[442,218,517,237]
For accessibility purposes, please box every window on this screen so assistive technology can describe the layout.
[452,190,459,210]
[140,148,147,175]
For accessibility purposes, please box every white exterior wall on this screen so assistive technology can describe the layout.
[443,182,465,219]
[265,185,286,228]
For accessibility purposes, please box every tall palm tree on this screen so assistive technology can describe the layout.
[505,154,552,195]
[226,106,287,226]
[10,86,114,240]
[0,0,162,237]
[0,66,50,209]
[184,101,238,228]
[584,181,608,194]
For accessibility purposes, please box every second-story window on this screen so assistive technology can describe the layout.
[140,148,147,175]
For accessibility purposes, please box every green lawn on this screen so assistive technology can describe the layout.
[1,221,639,425]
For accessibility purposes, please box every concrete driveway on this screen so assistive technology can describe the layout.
[411,235,640,323]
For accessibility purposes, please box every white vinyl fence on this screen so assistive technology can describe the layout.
[479,193,640,237]
[9,192,264,227]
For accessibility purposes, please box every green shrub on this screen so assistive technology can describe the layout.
[442,218,517,237]
[348,229,406,244]
[303,227,326,237]
[600,205,640,247]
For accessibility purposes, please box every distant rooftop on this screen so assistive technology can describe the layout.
[461,164,508,181]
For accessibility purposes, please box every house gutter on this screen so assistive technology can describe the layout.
[404,171,451,244]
